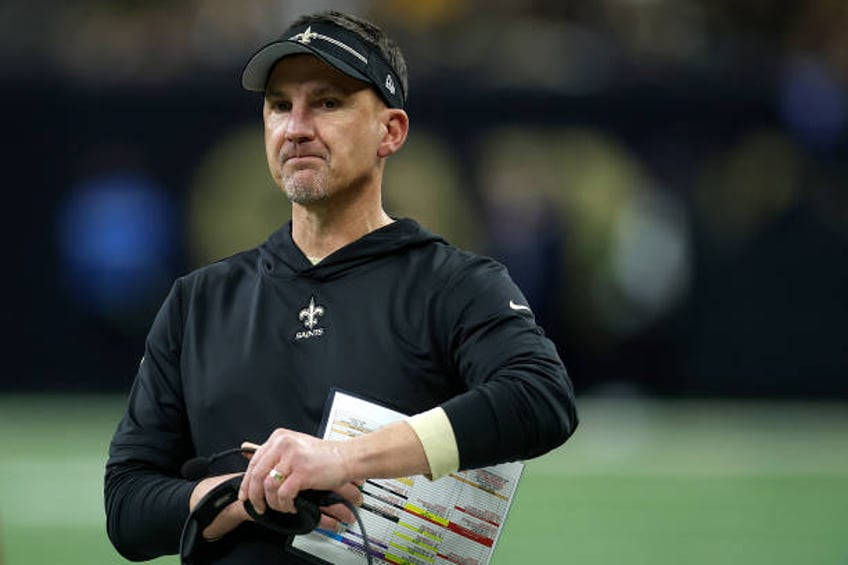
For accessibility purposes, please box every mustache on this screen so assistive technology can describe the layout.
[280,144,328,163]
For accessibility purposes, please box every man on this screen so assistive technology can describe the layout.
[105,10,578,563]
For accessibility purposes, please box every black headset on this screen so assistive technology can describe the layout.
[179,447,373,564]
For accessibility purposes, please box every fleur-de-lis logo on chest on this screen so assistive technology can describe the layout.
[299,296,325,330]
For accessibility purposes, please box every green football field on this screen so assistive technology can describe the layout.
[2,394,847,564]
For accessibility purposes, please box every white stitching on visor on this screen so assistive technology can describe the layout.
[289,26,368,65]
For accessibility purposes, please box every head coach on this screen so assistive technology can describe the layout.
[104,9,578,564]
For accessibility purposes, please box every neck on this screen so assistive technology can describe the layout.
[291,198,394,261]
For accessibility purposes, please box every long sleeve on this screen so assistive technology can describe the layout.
[438,257,578,470]
[104,280,197,560]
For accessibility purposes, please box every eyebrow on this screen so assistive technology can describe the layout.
[264,84,345,100]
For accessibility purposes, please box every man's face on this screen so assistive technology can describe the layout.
[263,54,386,205]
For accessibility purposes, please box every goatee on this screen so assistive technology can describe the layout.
[284,169,330,204]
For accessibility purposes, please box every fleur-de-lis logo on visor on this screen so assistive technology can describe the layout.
[292,26,319,44]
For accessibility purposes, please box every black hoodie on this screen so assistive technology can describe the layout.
[105,218,578,563]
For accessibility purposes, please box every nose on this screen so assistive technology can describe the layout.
[285,101,315,144]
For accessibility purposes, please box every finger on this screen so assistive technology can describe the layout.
[240,441,261,460]
[265,469,302,513]
[238,444,261,500]
[244,449,276,514]
[320,502,355,527]
[334,482,364,508]
[318,513,345,535]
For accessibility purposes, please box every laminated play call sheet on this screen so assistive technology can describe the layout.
[289,390,525,565]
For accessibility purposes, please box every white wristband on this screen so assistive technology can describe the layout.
[406,407,459,480]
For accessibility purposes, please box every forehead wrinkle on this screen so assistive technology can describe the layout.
[264,82,336,99]
[266,78,355,98]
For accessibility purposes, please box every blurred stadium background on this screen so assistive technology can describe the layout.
[2,0,847,563]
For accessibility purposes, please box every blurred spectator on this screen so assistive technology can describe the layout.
[476,127,568,349]
[685,127,848,395]
[778,55,846,153]
[695,129,801,247]
[383,129,481,252]
[57,172,176,320]
[187,124,290,267]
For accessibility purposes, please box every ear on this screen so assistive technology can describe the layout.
[377,108,409,158]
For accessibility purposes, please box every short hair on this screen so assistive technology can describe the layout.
[290,11,409,101]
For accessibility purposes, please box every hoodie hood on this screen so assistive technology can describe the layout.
[259,218,446,281]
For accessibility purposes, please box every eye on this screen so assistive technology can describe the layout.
[321,98,339,110]
[266,98,290,112]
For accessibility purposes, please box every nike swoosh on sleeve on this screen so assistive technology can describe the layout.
[509,300,532,312]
